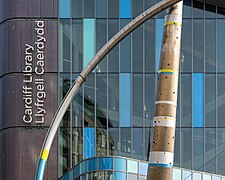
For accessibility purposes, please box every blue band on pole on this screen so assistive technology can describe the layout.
[36,159,47,180]
[148,163,172,168]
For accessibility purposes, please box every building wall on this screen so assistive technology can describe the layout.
[58,0,225,178]
[0,0,59,179]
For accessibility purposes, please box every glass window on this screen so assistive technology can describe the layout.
[71,0,82,18]
[121,128,131,157]
[133,128,143,159]
[132,74,143,127]
[86,158,97,172]
[120,0,131,18]
[128,174,138,180]
[84,128,95,158]
[172,168,181,180]
[156,19,164,71]
[60,19,71,73]
[205,19,216,72]
[183,0,192,18]
[114,172,126,180]
[193,173,201,180]
[217,6,225,18]
[144,74,155,127]
[96,128,107,156]
[181,74,192,127]
[181,19,192,73]
[72,128,83,166]
[108,0,119,18]
[96,0,107,18]
[212,176,221,180]
[108,19,119,72]
[84,74,95,127]
[205,3,216,18]
[96,74,107,127]
[174,129,180,167]
[114,158,126,171]
[217,129,225,175]
[205,75,216,127]
[108,74,119,127]
[193,128,204,171]
[109,128,120,155]
[128,160,138,173]
[193,73,204,127]
[181,128,192,169]
[145,19,155,73]
[132,26,143,73]
[139,162,148,175]
[205,128,216,174]
[120,73,131,127]
[59,0,70,18]
[218,75,225,127]
[132,0,143,18]
[99,157,112,170]
[79,154,85,174]
[144,127,152,161]
[182,170,192,180]
[96,19,107,72]
[139,176,147,180]
[120,19,131,73]
[83,19,95,68]
[69,170,73,180]
[72,20,83,73]
[193,0,204,18]
[217,19,225,72]
[203,174,211,180]
[84,0,95,18]
[193,19,204,72]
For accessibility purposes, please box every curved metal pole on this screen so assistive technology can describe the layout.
[35,0,181,179]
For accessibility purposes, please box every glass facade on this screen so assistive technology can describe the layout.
[60,156,225,180]
[58,0,225,178]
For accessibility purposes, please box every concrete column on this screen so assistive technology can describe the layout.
[147,1,183,180]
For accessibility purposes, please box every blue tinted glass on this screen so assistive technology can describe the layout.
[182,170,191,180]
[99,158,113,170]
[79,161,85,175]
[203,174,211,180]
[114,172,127,180]
[60,0,70,18]
[73,165,79,179]
[120,73,131,127]
[64,173,69,180]
[69,170,73,180]
[84,19,95,68]
[172,168,181,180]
[193,173,201,180]
[127,160,138,173]
[86,158,97,172]
[212,176,221,180]
[156,19,164,71]
[193,73,204,127]
[120,0,131,18]
[84,128,95,158]
[139,162,148,175]
[114,158,126,171]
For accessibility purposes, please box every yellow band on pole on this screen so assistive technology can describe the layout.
[41,149,49,161]
[164,21,182,26]
[159,69,177,73]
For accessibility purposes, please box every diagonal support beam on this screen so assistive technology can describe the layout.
[147,1,183,180]
[35,0,182,179]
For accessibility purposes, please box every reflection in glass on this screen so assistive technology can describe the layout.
[114,158,126,171]
[182,170,191,180]
[128,160,138,173]
[99,158,112,170]
[114,172,126,180]
[172,168,181,180]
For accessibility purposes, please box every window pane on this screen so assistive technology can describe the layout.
[181,128,192,169]
[109,128,120,155]
[128,174,138,180]
[193,0,204,18]
[172,168,181,180]
[193,73,204,127]
[217,19,225,72]
[139,162,148,175]
[99,157,112,170]
[59,0,70,18]
[84,0,95,18]
[114,158,126,171]
[114,172,126,180]
[120,73,131,127]
[133,128,143,159]
[108,0,119,18]
[96,0,107,18]
[84,128,95,158]
[205,19,216,72]
[181,19,192,73]
[72,20,83,72]
[120,0,131,18]
[86,158,97,172]
[193,19,204,72]
[182,170,192,180]
[217,75,225,127]
[132,26,143,73]
[96,19,107,72]
[121,128,131,157]
[205,3,216,18]
[71,0,82,18]
[96,128,107,156]
[132,0,143,18]
[133,74,143,126]
[127,160,138,173]
[72,128,83,166]
[203,174,211,180]
[120,19,131,73]
[193,173,201,180]
[156,19,164,71]
[217,128,225,175]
